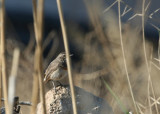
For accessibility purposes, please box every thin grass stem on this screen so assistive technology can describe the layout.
[30,0,39,113]
[142,0,152,113]
[8,48,20,114]
[36,0,46,113]
[0,0,9,113]
[149,47,159,114]
[0,42,2,111]
[30,0,46,113]
[30,49,40,114]
[117,1,138,113]
[56,0,77,113]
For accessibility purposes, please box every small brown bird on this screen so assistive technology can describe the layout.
[44,52,69,87]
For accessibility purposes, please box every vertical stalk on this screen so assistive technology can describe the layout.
[0,0,9,113]
[57,0,77,114]
[37,0,46,113]
[30,0,39,113]
[142,0,152,113]
[30,49,40,114]
[0,42,2,111]
[117,1,138,113]
[8,48,20,114]
[30,0,46,113]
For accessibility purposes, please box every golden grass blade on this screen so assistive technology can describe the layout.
[56,0,77,113]
[0,0,9,113]
[149,48,159,114]
[30,49,40,114]
[142,0,152,113]
[30,0,39,113]
[103,1,117,13]
[0,42,2,110]
[36,0,46,113]
[8,48,20,114]
[30,0,46,113]
[32,0,38,42]
[117,1,138,113]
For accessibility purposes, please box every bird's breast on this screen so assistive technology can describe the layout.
[50,68,67,81]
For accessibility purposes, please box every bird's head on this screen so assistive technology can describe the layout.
[56,52,73,63]
[57,52,66,62]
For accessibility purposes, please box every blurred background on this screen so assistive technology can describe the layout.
[3,0,160,113]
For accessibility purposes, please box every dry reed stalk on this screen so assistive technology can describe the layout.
[32,0,38,41]
[8,48,20,114]
[30,0,46,113]
[142,0,152,113]
[36,0,46,113]
[30,0,39,113]
[57,0,77,113]
[0,0,9,113]
[149,47,159,114]
[150,79,159,113]
[30,49,40,114]
[117,1,138,113]
[0,43,2,109]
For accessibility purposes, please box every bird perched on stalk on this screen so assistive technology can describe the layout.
[44,52,72,88]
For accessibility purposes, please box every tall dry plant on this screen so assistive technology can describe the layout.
[8,48,20,114]
[117,1,138,113]
[0,0,9,113]
[0,43,2,110]
[70,0,160,113]
[57,0,77,113]
[30,0,46,113]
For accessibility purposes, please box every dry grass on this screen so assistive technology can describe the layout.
[117,1,138,113]
[57,0,77,113]
[8,48,20,113]
[30,0,46,113]
[0,0,9,113]
[1,0,160,114]
[0,40,2,111]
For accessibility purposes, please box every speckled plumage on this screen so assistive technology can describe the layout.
[43,52,67,85]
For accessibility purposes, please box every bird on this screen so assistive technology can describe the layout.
[43,52,70,88]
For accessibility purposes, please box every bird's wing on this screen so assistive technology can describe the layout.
[44,60,59,82]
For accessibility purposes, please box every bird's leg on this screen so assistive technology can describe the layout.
[52,81,56,93]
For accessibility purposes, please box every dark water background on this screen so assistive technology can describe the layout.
[5,0,160,59]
